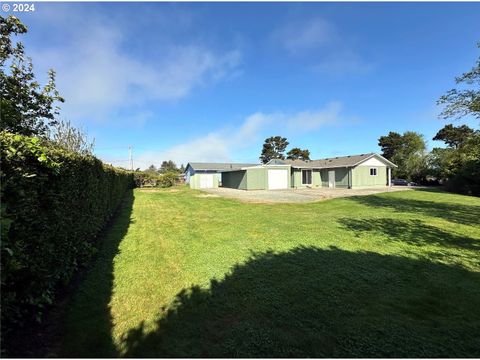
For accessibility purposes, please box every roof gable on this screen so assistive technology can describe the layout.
[355,154,397,167]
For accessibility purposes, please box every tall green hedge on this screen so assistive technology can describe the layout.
[0,131,134,339]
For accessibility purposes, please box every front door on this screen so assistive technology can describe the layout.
[328,170,335,188]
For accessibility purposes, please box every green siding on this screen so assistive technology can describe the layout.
[221,170,248,190]
[320,169,329,187]
[334,168,350,188]
[352,166,387,187]
[220,165,294,190]
[291,169,322,188]
[246,168,267,190]
[221,167,270,190]
[292,169,302,188]
[189,172,220,189]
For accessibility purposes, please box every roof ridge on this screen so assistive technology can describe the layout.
[312,152,376,161]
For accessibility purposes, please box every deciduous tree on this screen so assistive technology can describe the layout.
[438,42,480,119]
[50,119,95,155]
[378,131,427,181]
[0,16,64,136]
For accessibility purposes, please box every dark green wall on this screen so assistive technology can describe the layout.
[221,170,247,190]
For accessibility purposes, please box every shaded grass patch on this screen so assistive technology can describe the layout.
[59,187,480,357]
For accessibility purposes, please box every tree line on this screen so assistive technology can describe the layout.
[256,43,479,196]
[378,124,479,191]
[143,161,185,174]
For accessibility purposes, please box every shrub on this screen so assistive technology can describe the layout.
[0,131,134,345]
[133,171,179,188]
[133,171,160,187]
[158,172,178,188]
[446,159,480,196]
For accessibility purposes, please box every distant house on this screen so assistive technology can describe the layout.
[184,162,257,189]
[185,153,397,190]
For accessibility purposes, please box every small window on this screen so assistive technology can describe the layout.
[302,169,312,184]
[370,168,377,176]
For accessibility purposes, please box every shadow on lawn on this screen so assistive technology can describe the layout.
[345,190,480,226]
[59,189,135,357]
[338,218,480,251]
[119,246,480,358]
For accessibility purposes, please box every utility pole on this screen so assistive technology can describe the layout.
[129,146,133,170]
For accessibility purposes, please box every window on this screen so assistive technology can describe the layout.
[302,169,312,184]
[370,168,377,176]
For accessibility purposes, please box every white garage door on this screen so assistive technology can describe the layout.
[268,169,288,190]
[199,174,214,188]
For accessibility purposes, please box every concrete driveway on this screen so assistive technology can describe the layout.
[199,186,413,204]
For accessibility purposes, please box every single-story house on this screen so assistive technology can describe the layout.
[185,162,257,189]
[220,153,397,190]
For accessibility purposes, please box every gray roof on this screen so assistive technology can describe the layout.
[279,153,397,168]
[186,162,258,172]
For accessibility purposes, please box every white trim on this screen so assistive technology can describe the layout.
[356,154,397,168]
[291,165,349,170]
[358,157,387,167]
[240,164,291,170]
[369,167,378,176]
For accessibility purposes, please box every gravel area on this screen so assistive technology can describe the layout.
[200,186,414,204]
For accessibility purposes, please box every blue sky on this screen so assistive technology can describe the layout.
[14,2,480,168]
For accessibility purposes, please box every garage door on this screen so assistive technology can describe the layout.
[268,169,288,190]
[199,174,214,188]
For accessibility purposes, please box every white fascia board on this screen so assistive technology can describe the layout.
[354,154,398,168]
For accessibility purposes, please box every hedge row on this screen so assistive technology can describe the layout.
[133,171,179,188]
[0,131,134,338]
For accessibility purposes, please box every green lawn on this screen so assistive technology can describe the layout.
[61,187,480,357]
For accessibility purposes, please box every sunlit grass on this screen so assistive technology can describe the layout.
[62,186,480,357]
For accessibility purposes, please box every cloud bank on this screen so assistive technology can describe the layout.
[132,102,345,168]
[30,9,242,123]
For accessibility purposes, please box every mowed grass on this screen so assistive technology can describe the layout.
[61,187,480,357]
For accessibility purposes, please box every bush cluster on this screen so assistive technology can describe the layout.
[446,159,480,196]
[133,171,179,188]
[0,131,134,339]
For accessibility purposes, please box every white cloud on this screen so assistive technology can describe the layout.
[312,49,373,76]
[274,18,336,55]
[131,102,346,169]
[286,102,342,130]
[273,17,371,76]
[30,12,242,123]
